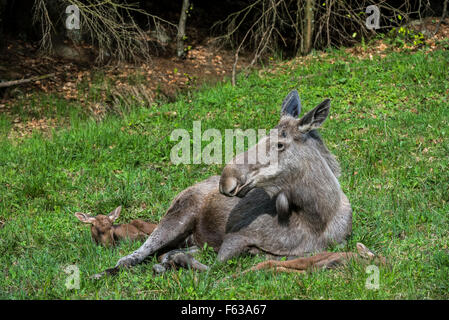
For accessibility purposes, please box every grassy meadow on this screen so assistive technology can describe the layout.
[0,44,448,299]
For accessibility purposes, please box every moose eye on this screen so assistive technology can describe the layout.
[277,143,284,151]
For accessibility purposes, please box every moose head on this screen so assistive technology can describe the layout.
[219,90,342,220]
[75,206,122,247]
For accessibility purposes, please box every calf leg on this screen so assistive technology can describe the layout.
[217,244,385,284]
[250,251,357,273]
[217,243,385,282]
[250,242,385,273]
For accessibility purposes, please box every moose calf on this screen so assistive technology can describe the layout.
[75,206,157,247]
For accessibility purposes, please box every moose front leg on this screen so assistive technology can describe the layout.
[91,227,172,279]
[91,209,197,279]
[116,227,168,266]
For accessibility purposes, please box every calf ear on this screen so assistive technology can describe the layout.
[297,99,330,132]
[280,90,301,118]
[108,206,122,222]
[75,212,96,224]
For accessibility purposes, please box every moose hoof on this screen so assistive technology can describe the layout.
[91,266,120,280]
[90,271,106,280]
[116,256,138,268]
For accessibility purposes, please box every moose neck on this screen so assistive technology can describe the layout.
[277,147,341,226]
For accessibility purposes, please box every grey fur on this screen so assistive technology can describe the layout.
[93,92,352,278]
[280,90,301,118]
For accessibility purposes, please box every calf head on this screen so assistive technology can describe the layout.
[75,206,122,246]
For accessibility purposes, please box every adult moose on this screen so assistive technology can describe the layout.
[93,90,358,278]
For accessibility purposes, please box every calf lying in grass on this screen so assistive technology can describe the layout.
[75,206,157,247]
[75,206,208,273]
[244,242,386,273]
[217,242,386,283]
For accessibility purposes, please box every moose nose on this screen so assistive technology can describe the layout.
[219,176,239,197]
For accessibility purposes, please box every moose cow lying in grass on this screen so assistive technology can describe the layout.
[89,91,383,279]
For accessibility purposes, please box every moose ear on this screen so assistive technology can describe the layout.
[75,212,96,224]
[108,206,122,222]
[280,90,301,118]
[297,99,331,132]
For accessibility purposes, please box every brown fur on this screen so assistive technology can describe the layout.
[75,206,157,247]
[220,243,386,280]
[248,242,386,272]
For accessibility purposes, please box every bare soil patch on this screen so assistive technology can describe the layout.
[1,17,448,138]
[0,38,249,136]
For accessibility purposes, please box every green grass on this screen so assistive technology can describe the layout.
[0,46,448,299]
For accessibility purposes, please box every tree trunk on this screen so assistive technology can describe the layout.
[433,0,448,36]
[0,0,6,50]
[301,0,314,55]
[176,0,190,58]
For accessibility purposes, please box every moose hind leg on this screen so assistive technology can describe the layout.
[217,235,254,262]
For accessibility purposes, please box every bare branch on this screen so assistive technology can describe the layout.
[0,73,55,88]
